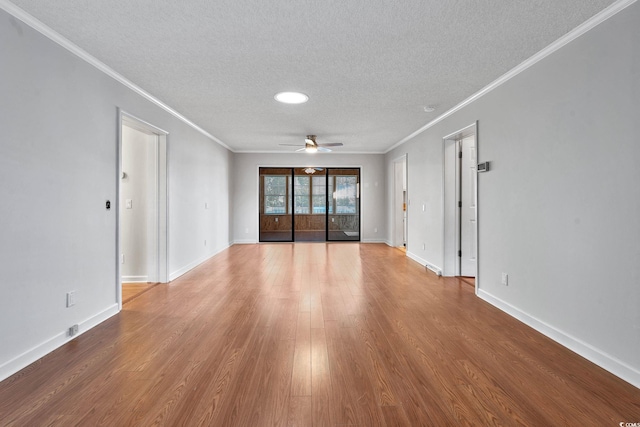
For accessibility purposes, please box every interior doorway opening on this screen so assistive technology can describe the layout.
[443,122,479,291]
[117,110,169,308]
[259,167,361,242]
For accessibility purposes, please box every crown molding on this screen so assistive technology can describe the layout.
[0,0,233,152]
[386,0,637,153]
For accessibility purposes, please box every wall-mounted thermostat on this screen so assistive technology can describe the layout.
[477,162,490,173]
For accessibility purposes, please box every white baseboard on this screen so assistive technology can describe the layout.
[361,239,387,244]
[385,241,410,249]
[122,275,148,283]
[169,245,230,281]
[0,303,119,382]
[406,251,427,265]
[233,239,258,244]
[406,252,443,276]
[478,289,640,389]
[424,263,443,276]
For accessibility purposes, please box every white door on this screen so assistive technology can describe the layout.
[460,135,477,276]
[394,162,404,247]
[393,157,407,248]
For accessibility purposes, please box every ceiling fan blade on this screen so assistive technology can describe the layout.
[279,143,304,146]
[317,147,332,152]
[317,142,343,147]
[295,147,306,152]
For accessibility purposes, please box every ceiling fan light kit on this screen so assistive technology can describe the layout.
[280,135,343,153]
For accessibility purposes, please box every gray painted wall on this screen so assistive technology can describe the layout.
[232,153,386,243]
[0,9,232,380]
[386,2,640,386]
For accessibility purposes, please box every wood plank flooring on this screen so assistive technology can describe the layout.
[0,243,638,426]
[122,282,159,304]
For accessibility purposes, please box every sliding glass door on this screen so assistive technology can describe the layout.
[293,168,327,241]
[259,168,293,242]
[259,167,360,242]
[327,168,360,241]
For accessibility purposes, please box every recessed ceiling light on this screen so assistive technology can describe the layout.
[423,106,436,113]
[275,92,309,104]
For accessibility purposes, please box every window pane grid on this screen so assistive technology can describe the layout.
[335,176,357,214]
[294,176,310,214]
[263,176,288,214]
[312,176,326,214]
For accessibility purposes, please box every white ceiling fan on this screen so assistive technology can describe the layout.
[279,135,343,153]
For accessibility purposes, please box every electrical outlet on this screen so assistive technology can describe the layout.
[66,291,76,307]
[374,227,378,233]
[422,243,425,250]
[121,254,125,264]
[125,199,132,209]
[502,273,509,286]
[204,202,208,209]
[204,240,207,246]
[69,324,79,336]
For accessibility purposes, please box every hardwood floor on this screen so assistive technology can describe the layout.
[458,276,475,288]
[122,282,159,304]
[0,243,638,426]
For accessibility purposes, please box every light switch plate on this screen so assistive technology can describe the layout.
[67,291,76,307]
[502,273,509,286]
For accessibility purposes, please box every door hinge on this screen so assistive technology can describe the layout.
[458,151,462,159]
[458,201,462,208]
[458,250,462,257]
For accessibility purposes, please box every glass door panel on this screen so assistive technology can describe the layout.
[294,167,326,241]
[327,168,360,241]
[259,167,293,242]
[259,167,359,242]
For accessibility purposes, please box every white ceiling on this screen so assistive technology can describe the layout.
[7,0,616,153]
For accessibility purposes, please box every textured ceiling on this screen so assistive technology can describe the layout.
[8,0,616,152]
